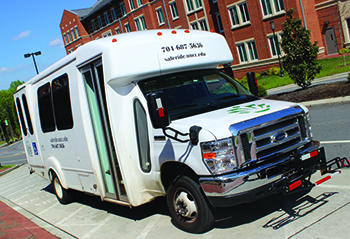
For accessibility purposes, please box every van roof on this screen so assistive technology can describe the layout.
[19,29,233,89]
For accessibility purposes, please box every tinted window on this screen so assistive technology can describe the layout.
[52,74,74,130]
[22,94,33,135]
[134,99,151,172]
[38,83,55,132]
[16,98,27,136]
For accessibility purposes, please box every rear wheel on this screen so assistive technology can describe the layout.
[52,173,73,204]
[166,176,214,233]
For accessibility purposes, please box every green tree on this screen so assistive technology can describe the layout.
[281,9,321,88]
[0,80,25,142]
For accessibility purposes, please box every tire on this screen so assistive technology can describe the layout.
[166,176,214,233]
[52,173,73,204]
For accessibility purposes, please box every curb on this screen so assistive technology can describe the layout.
[0,164,23,177]
[301,96,350,107]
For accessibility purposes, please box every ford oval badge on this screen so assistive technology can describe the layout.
[271,132,288,143]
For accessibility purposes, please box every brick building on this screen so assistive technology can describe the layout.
[60,0,350,78]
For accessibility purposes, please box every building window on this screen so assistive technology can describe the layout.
[199,19,208,31]
[129,0,135,10]
[190,22,199,30]
[346,18,350,39]
[22,95,33,135]
[98,16,103,28]
[237,43,248,62]
[120,2,127,16]
[67,31,72,42]
[247,41,259,60]
[104,12,110,25]
[115,27,121,34]
[156,8,165,25]
[135,15,147,30]
[215,13,224,33]
[261,0,285,17]
[228,2,250,28]
[102,30,112,38]
[125,23,131,32]
[137,0,142,7]
[91,20,96,32]
[74,26,80,38]
[186,0,202,13]
[268,34,282,56]
[71,29,76,40]
[111,8,117,21]
[237,40,259,62]
[63,33,68,45]
[169,1,179,19]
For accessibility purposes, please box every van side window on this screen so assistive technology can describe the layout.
[22,94,34,135]
[52,74,74,130]
[16,98,27,136]
[134,99,151,172]
[38,83,55,133]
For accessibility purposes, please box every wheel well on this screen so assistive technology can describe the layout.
[161,162,199,191]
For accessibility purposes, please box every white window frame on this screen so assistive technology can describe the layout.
[104,12,110,25]
[156,7,165,26]
[102,30,112,38]
[199,19,208,31]
[129,0,135,11]
[236,39,259,63]
[63,33,68,45]
[267,32,283,57]
[185,0,203,14]
[228,1,250,29]
[74,26,80,38]
[125,23,131,32]
[71,28,76,41]
[111,8,117,21]
[137,0,142,7]
[190,21,199,30]
[115,27,121,34]
[261,0,285,18]
[135,15,147,31]
[169,1,179,20]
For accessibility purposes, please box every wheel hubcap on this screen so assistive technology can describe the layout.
[175,191,197,219]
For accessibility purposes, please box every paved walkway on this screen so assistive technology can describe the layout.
[0,199,58,239]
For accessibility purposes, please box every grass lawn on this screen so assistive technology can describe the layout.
[239,54,350,90]
[0,164,15,170]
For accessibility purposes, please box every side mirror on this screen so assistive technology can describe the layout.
[247,72,258,96]
[147,91,170,129]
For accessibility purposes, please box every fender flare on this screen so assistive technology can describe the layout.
[46,156,68,189]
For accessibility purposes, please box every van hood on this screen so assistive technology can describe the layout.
[170,99,307,140]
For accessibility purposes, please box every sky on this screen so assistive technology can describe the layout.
[0,0,98,90]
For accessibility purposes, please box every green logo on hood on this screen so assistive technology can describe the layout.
[228,103,271,114]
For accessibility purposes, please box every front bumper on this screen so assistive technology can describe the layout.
[199,140,325,207]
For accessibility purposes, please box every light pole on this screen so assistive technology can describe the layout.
[24,51,41,74]
[270,20,284,77]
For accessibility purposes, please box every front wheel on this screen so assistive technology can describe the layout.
[166,176,214,233]
[52,173,73,204]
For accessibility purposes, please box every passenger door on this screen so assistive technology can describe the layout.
[81,61,127,201]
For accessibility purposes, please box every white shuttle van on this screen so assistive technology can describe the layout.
[14,29,331,232]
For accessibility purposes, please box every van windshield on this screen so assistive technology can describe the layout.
[138,69,258,120]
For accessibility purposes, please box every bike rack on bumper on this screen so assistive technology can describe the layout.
[270,147,350,195]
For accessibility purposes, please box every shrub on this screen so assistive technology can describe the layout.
[339,48,350,55]
[257,85,267,97]
[267,67,281,76]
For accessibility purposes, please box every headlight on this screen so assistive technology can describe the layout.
[201,138,237,174]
